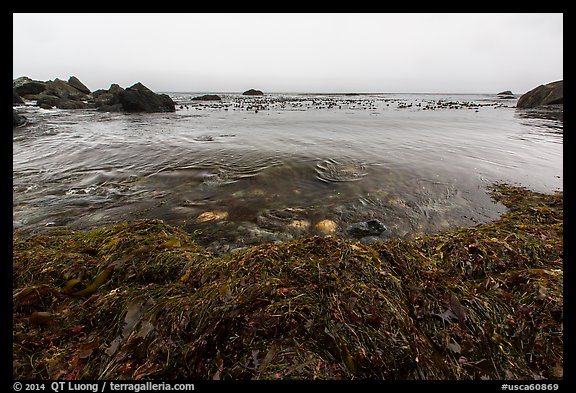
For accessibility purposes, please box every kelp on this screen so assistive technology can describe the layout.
[12,183,563,380]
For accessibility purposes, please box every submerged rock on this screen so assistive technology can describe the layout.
[13,109,27,127]
[195,210,228,223]
[345,219,387,238]
[315,219,337,234]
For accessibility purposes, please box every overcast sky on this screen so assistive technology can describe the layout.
[13,13,563,94]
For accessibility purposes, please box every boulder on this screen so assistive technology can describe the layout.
[13,109,27,127]
[345,219,388,238]
[36,95,88,110]
[13,90,24,105]
[242,89,264,96]
[192,94,221,101]
[67,76,91,94]
[517,80,563,109]
[13,77,47,97]
[92,83,124,110]
[44,78,89,101]
[117,82,176,112]
[35,95,60,109]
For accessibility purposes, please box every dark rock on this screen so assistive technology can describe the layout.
[67,76,91,94]
[13,90,24,105]
[117,82,176,113]
[497,90,513,95]
[13,77,47,97]
[96,103,124,112]
[517,80,563,109]
[13,109,27,127]
[35,95,60,109]
[345,219,388,238]
[36,94,87,110]
[57,100,88,109]
[192,94,221,101]
[242,89,264,96]
[91,84,124,109]
[44,78,89,101]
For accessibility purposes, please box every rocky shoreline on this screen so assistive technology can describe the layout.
[13,75,563,129]
[13,76,176,113]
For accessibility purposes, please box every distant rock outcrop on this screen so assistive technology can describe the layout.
[497,90,513,96]
[192,94,222,101]
[118,82,176,113]
[242,89,264,96]
[517,80,563,109]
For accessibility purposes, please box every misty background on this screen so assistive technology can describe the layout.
[13,13,563,94]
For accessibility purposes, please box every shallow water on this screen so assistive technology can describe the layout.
[13,93,562,253]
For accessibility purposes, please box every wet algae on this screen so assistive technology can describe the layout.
[12,184,563,380]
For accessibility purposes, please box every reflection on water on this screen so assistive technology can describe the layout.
[13,93,562,253]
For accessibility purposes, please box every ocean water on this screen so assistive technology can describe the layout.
[13,93,563,253]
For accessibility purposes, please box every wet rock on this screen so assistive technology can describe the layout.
[257,208,307,231]
[118,82,176,113]
[242,89,264,96]
[517,80,563,108]
[345,219,387,238]
[36,95,88,109]
[359,236,381,245]
[288,220,311,231]
[13,90,24,105]
[315,219,337,235]
[195,210,228,223]
[13,109,27,127]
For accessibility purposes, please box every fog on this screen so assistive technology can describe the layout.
[13,13,563,94]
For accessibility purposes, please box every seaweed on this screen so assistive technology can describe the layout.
[12,184,563,380]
